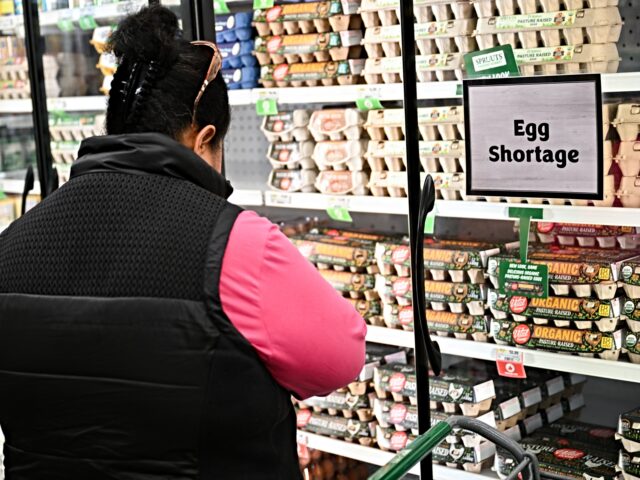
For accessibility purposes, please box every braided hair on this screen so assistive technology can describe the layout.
[105,5,230,146]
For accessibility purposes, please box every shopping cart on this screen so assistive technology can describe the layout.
[368,416,540,480]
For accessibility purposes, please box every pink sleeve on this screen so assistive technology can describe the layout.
[219,210,367,399]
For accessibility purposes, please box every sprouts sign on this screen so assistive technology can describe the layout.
[463,75,603,200]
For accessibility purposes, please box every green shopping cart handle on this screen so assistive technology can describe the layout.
[368,422,452,480]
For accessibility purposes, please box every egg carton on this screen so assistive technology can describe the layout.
[496,315,622,333]
[472,0,619,17]
[297,392,375,421]
[376,425,414,452]
[312,140,367,171]
[95,52,117,78]
[260,59,364,87]
[535,231,635,250]
[362,19,477,59]
[254,31,362,65]
[308,108,365,141]
[0,58,29,81]
[626,333,640,365]
[350,298,385,326]
[261,110,311,142]
[320,269,379,299]
[90,26,113,54]
[267,141,315,169]
[368,171,466,200]
[268,168,318,192]
[222,67,260,90]
[219,40,257,69]
[615,142,640,176]
[359,0,475,28]
[51,141,79,164]
[614,104,640,142]
[253,0,362,37]
[382,303,415,330]
[0,80,30,99]
[315,170,369,195]
[604,140,614,173]
[514,43,620,76]
[475,7,622,50]
[617,451,640,480]
[622,299,640,332]
[364,54,464,84]
[365,107,465,143]
[296,409,377,446]
[617,177,640,208]
[366,140,466,172]
[216,12,253,43]
[603,102,617,138]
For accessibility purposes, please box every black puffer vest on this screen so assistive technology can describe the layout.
[0,133,301,480]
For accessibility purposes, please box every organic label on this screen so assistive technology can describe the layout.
[495,10,577,30]
[213,0,230,13]
[499,261,549,298]
[256,98,278,116]
[356,97,383,111]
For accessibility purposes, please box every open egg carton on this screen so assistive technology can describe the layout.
[364,52,464,84]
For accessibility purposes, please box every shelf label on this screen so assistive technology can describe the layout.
[78,15,97,30]
[57,18,75,32]
[499,261,548,299]
[296,431,308,446]
[253,0,274,9]
[356,97,382,111]
[256,97,277,116]
[496,348,526,379]
[267,192,291,205]
[213,0,230,13]
[424,213,435,234]
[464,45,519,80]
[327,205,352,223]
[464,75,603,201]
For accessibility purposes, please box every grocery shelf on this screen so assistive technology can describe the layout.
[264,191,408,215]
[0,96,107,114]
[39,1,145,27]
[366,325,415,348]
[228,189,263,206]
[229,89,254,106]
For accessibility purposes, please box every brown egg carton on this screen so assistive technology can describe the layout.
[312,140,367,171]
[319,269,378,299]
[475,7,622,50]
[296,409,377,446]
[359,0,475,29]
[267,141,316,169]
[615,141,640,176]
[613,104,640,142]
[364,54,464,84]
[368,171,466,199]
[473,0,619,18]
[365,139,466,173]
[365,106,464,142]
[297,392,376,421]
[254,31,363,65]
[260,59,364,87]
[514,43,620,76]
[428,309,491,341]
[314,261,377,275]
[315,170,370,195]
[268,168,318,193]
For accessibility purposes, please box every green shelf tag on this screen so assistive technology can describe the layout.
[0,191,6,200]
[57,18,74,32]
[508,207,544,220]
[327,205,352,223]
[253,0,274,9]
[424,213,435,234]
[464,44,520,80]
[356,97,383,111]
[499,260,549,299]
[213,0,230,13]
[256,98,278,116]
[455,83,463,96]
[78,15,97,30]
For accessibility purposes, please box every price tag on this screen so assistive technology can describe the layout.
[213,0,230,13]
[424,213,435,234]
[0,16,14,31]
[296,431,308,446]
[499,261,548,299]
[0,191,6,200]
[57,18,75,32]
[455,83,462,96]
[267,192,291,205]
[463,45,520,80]
[327,205,352,223]
[253,0,274,9]
[256,97,278,116]
[496,348,526,379]
[78,15,97,30]
[355,97,383,111]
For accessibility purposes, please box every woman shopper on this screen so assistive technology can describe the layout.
[0,6,366,479]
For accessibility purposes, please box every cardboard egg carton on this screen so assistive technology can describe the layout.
[382,303,414,329]
[514,43,620,76]
[312,140,367,171]
[90,26,113,54]
[618,408,640,452]
[260,110,311,142]
[368,170,466,200]
[617,177,640,208]
[475,7,622,50]
[376,425,414,451]
[260,59,364,87]
[315,170,369,195]
[296,408,377,446]
[365,106,465,143]
[268,168,318,192]
[254,31,362,65]
[49,115,105,142]
[365,139,466,173]
[624,332,640,364]
[364,54,464,84]
[319,269,378,299]
[291,233,378,271]
[533,223,635,249]
[614,104,640,142]
[621,298,640,333]
[50,141,79,165]
[267,141,315,169]
[0,58,30,81]
[253,0,362,37]
[297,391,376,421]
[308,108,365,141]
[615,142,640,177]
[473,0,619,18]
[362,19,477,59]
[603,102,617,137]
[359,0,475,28]
[350,298,385,325]
[617,450,640,480]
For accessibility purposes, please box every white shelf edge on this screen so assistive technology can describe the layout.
[228,189,263,206]
[366,325,415,348]
[264,191,408,214]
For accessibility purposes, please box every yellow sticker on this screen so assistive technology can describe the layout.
[598,267,611,280]
[598,304,611,317]
[601,337,613,349]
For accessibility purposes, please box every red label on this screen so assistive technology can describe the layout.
[266,36,282,53]
[399,307,413,326]
[496,359,526,379]
[265,5,282,22]
[296,409,312,428]
[512,324,532,345]
[273,64,289,81]
[392,278,411,297]
[389,403,408,424]
[389,373,407,393]
[391,246,410,265]
[590,428,615,439]
[509,296,529,314]
[390,431,408,451]
[537,222,555,234]
[554,449,585,461]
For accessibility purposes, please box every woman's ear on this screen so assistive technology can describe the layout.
[194,125,217,156]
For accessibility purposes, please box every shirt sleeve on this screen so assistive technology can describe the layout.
[219,210,367,399]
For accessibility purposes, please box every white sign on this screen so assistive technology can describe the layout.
[464,75,603,200]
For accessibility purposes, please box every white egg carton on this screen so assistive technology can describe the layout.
[472,0,619,18]
[359,0,475,28]
[613,104,640,142]
[315,170,370,195]
[616,142,640,177]
[364,53,464,84]
[97,52,117,77]
[267,141,316,169]
[475,7,622,50]
[369,170,411,197]
[362,19,477,58]
[513,43,620,76]
[100,75,113,95]
[261,110,311,142]
[312,140,368,171]
[308,108,365,141]
[268,168,318,193]
[90,26,113,54]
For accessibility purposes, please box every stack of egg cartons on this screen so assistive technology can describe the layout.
[216,12,260,90]
[91,26,115,96]
[365,106,466,200]
[0,55,59,99]
[262,110,319,193]
[614,103,640,208]
[617,408,640,480]
[473,0,621,76]
[254,0,365,87]
[360,0,477,84]
[308,108,370,196]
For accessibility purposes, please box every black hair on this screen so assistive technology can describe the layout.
[105,5,230,147]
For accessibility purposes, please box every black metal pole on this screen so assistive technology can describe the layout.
[399,0,433,478]
[22,0,56,198]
